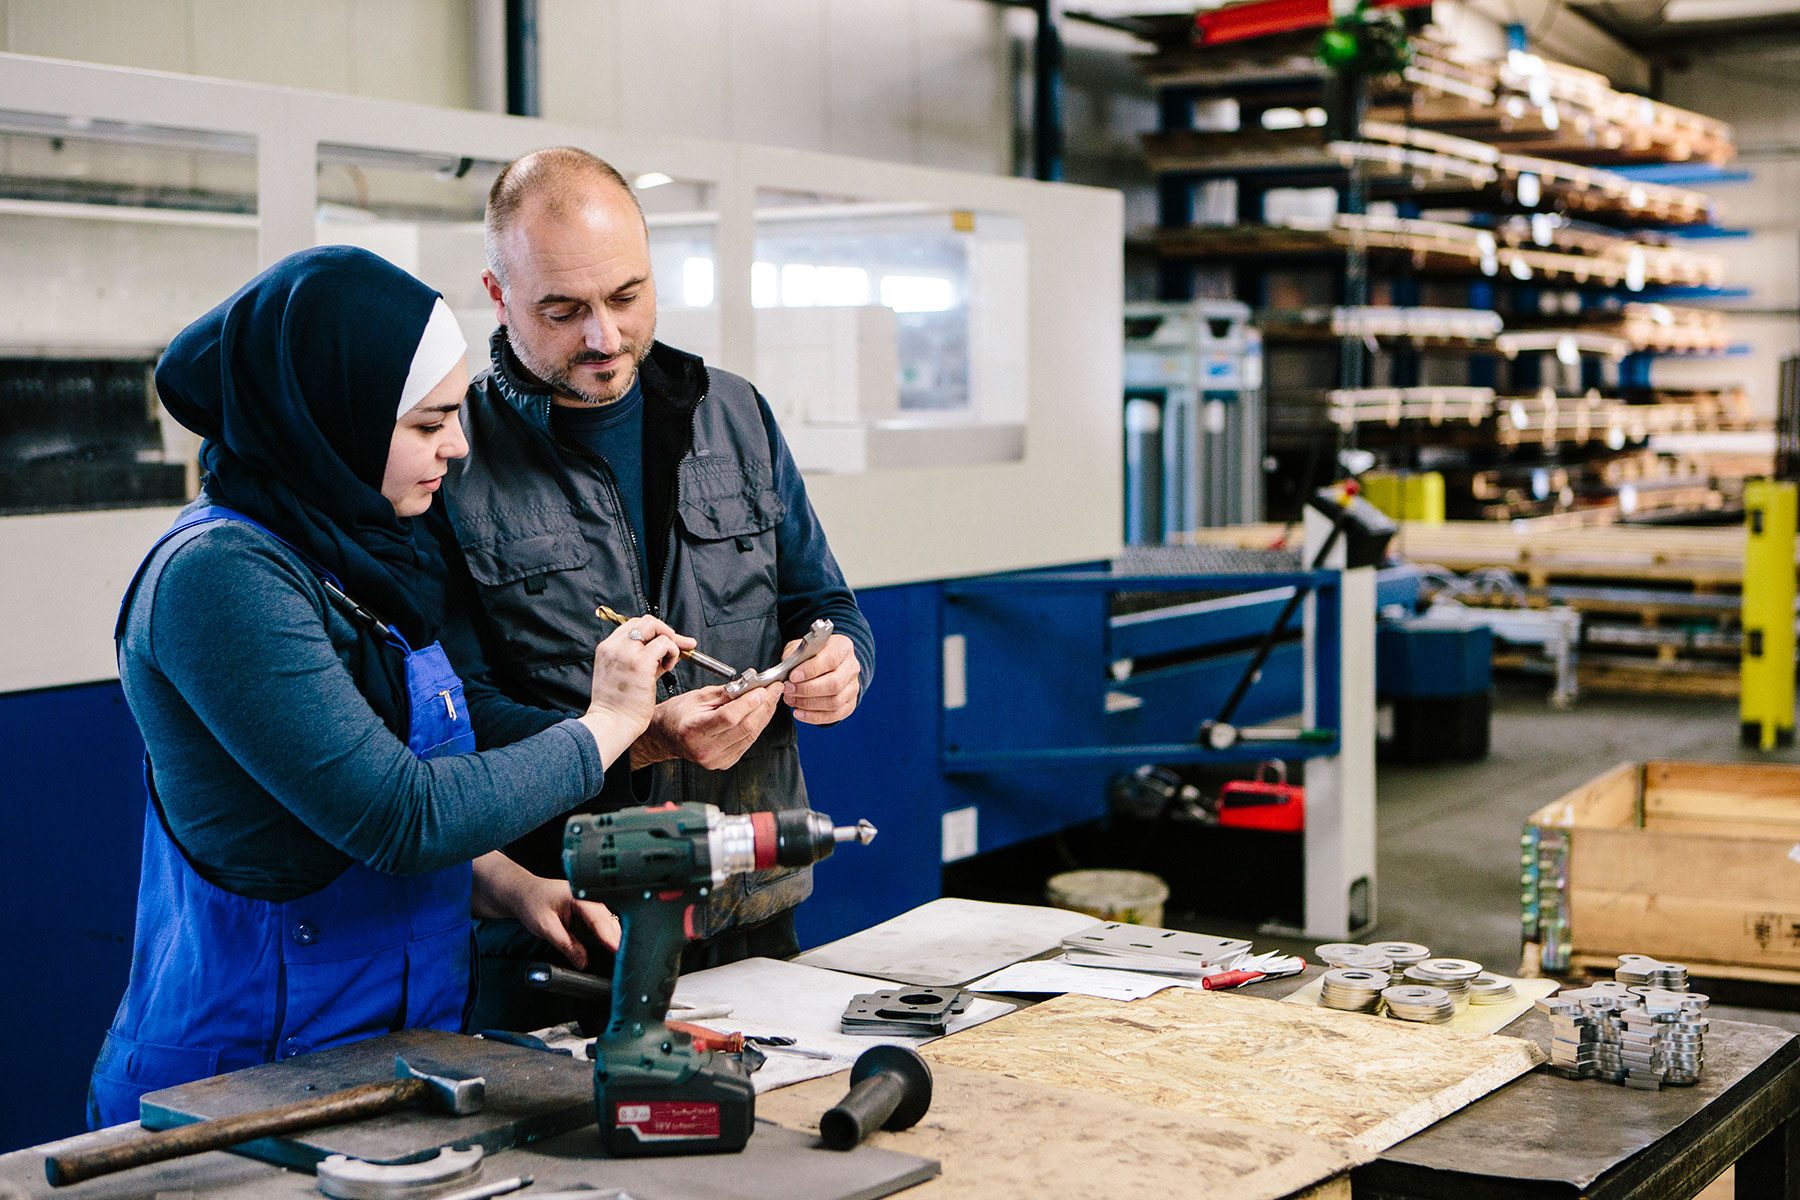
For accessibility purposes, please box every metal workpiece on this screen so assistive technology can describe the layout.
[316,1146,485,1199]
[723,618,835,698]
[595,606,835,699]
[1543,958,1710,1090]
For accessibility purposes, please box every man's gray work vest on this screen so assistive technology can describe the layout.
[443,335,811,937]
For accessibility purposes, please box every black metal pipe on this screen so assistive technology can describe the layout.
[1033,0,1064,181]
[505,0,540,118]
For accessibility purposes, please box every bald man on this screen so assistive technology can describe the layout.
[431,147,874,1030]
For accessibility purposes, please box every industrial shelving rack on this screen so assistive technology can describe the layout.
[1133,8,1760,526]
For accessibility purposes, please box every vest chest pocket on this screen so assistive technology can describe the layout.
[676,479,783,627]
[460,526,595,666]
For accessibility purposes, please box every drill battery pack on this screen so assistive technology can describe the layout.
[599,1057,756,1157]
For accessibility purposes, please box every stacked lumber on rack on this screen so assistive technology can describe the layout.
[1505,305,1732,355]
[1259,305,1502,348]
[1136,15,1754,525]
[1143,120,1716,224]
[1383,35,1735,166]
[1155,214,1725,289]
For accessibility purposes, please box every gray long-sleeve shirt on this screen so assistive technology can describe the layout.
[117,519,606,902]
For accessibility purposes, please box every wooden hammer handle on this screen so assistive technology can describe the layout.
[45,1077,425,1187]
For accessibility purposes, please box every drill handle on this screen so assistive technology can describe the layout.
[606,894,693,1043]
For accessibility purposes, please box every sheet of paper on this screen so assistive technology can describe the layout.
[1281,972,1559,1037]
[793,898,1103,986]
[667,956,1015,1092]
[969,958,1212,1001]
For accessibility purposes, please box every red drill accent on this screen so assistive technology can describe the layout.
[750,811,778,871]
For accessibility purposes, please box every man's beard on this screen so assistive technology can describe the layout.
[511,329,653,407]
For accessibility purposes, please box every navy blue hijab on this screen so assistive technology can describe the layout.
[155,246,451,646]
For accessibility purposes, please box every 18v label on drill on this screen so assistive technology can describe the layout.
[615,1101,721,1141]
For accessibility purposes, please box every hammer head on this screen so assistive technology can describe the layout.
[394,1055,485,1116]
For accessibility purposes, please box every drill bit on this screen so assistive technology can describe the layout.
[835,819,878,845]
[595,605,744,681]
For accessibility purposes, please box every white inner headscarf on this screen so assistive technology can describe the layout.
[397,298,468,418]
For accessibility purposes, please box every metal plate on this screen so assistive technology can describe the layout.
[138,1030,595,1172]
[1061,923,1251,968]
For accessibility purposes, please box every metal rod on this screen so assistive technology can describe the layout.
[504,0,539,118]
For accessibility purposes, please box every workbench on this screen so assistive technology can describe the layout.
[1248,970,1800,1200]
[6,970,1793,1200]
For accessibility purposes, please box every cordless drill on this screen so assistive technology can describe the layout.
[563,802,876,1156]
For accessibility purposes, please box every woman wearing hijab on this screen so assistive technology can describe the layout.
[88,246,688,1127]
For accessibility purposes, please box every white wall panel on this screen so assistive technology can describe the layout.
[189,0,353,92]
[825,0,918,164]
[1662,48,1800,417]
[913,0,1009,175]
[618,0,730,142]
[539,0,625,132]
[5,0,189,72]
[727,0,828,151]
[348,0,474,108]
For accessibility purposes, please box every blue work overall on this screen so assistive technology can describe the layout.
[88,506,477,1128]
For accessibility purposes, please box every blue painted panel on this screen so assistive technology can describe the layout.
[793,582,947,951]
[1377,619,1493,697]
[1108,642,1306,743]
[0,682,145,1151]
[942,587,1109,754]
[1109,587,1300,660]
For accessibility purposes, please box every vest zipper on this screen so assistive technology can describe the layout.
[652,380,707,620]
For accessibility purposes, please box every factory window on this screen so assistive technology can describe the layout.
[727,187,1029,472]
[0,115,259,514]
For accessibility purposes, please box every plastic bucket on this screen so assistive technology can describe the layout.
[1045,868,1170,927]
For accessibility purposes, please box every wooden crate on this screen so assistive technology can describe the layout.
[1523,761,1800,983]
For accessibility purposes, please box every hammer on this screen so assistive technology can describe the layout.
[45,1055,483,1187]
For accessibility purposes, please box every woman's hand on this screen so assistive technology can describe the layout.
[472,851,620,969]
[579,616,692,766]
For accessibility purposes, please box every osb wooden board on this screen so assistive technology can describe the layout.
[757,1061,1354,1200]
[923,989,1545,1157]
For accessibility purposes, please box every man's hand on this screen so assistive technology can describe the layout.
[783,633,861,725]
[630,684,782,770]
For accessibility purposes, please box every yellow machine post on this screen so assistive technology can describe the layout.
[1741,479,1797,750]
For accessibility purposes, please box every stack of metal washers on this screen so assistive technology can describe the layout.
[1382,984,1456,1024]
[1469,973,1518,1005]
[1367,941,1430,987]
[1615,954,1690,991]
[1404,958,1483,1009]
[1320,967,1390,1013]
[1315,943,1392,972]
[1539,994,1603,1079]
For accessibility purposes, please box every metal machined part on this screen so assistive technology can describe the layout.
[723,618,836,698]
[316,1147,485,1200]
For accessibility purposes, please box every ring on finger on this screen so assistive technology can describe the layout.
[627,624,645,642]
